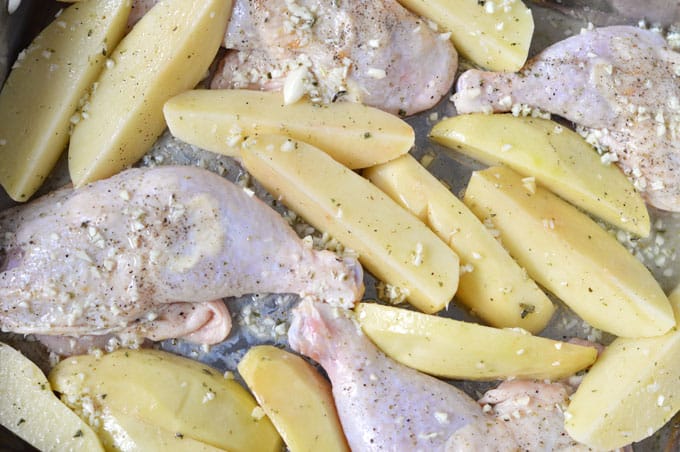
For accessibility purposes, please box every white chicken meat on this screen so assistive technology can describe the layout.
[453,26,680,212]
[0,166,363,346]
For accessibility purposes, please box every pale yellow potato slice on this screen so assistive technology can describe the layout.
[397,0,533,71]
[0,0,130,201]
[238,345,349,452]
[565,286,680,449]
[240,134,459,313]
[364,154,553,333]
[49,349,282,452]
[97,408,226,452]
[0,342,103,451]
[356,303,597,380]
[463,166,674,337]
[68,0,232,187]
[163,89,414,169]
[431,114,650,237]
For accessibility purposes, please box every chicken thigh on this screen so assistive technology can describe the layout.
[213,0,458,116]
[288,299,515,451]
[0,166,363,344]
[453,26,680,211]
[128,0,456,115]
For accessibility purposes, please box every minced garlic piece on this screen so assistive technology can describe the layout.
[280,139,296,152]
[521,176,536,194]
[202,390,215,404]
[367,68,387,79]
[412,242,424,266]
[283,66,309,105]
[251,406,266,420]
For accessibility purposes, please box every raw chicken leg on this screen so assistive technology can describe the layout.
[288,299,515,451]
[453,26,680,211]
[213,0,458,115]
[127,0,458,115]
[0,166,363,344]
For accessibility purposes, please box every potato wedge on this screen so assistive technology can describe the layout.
[431,114,650,236]
[97,408,226,451]
[364,154,554,333]
[68,0,232,186]
[356,303,597,380]
[240,134,459,313]
[565,286,680,449]
[49,349,282,452]
[163,89,414,169]
[463,166,674,337]
[396,0,533,71]
[238,346,349,452]
[0,0,130,201]
[0,342,103,451]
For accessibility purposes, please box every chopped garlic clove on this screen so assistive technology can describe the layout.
[283,66,309,105]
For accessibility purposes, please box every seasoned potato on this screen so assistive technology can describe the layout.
[49,349,282,452]
[356,303,597,380]
[431,114,650,236]
[240,134,459,313]
[364,154,554,333]
[565,286,680,449]
[238,346,349,452]
[396,0,533,71]
[0,0,130,201]
[163,89,414,169]
[94,408,226,451]
[68,0,232,186]
[0,342,103,451]
[464,166,674,337]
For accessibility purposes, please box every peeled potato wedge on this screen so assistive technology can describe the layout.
[431,114,650,236]
[96,408,226,452]
[49,349,282,452]
[565,286,680,449]
[464,166,674,337]
[356,303,597,380]
[0,0,130,201]
[396,0,533,71]
[68,0,232,186]
[0,342,103,451]
[163,89,414,169]
[364,154,554,333]
[238,346,349,452]
[241,134,459,314]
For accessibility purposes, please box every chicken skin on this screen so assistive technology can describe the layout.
[212,0,458,115]
[479,380,588,452]
[288,299,515,451]
[0,166,363,345]
[453,26,680,211]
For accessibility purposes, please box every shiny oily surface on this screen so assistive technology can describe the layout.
[1,0,680,450]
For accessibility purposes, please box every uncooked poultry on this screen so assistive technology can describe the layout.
[215,0,458,115]
[288,298,515,451]
[479,380,590,452]
[128,0,458,116]
[0,166,363,345]
[453,26,680,212]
